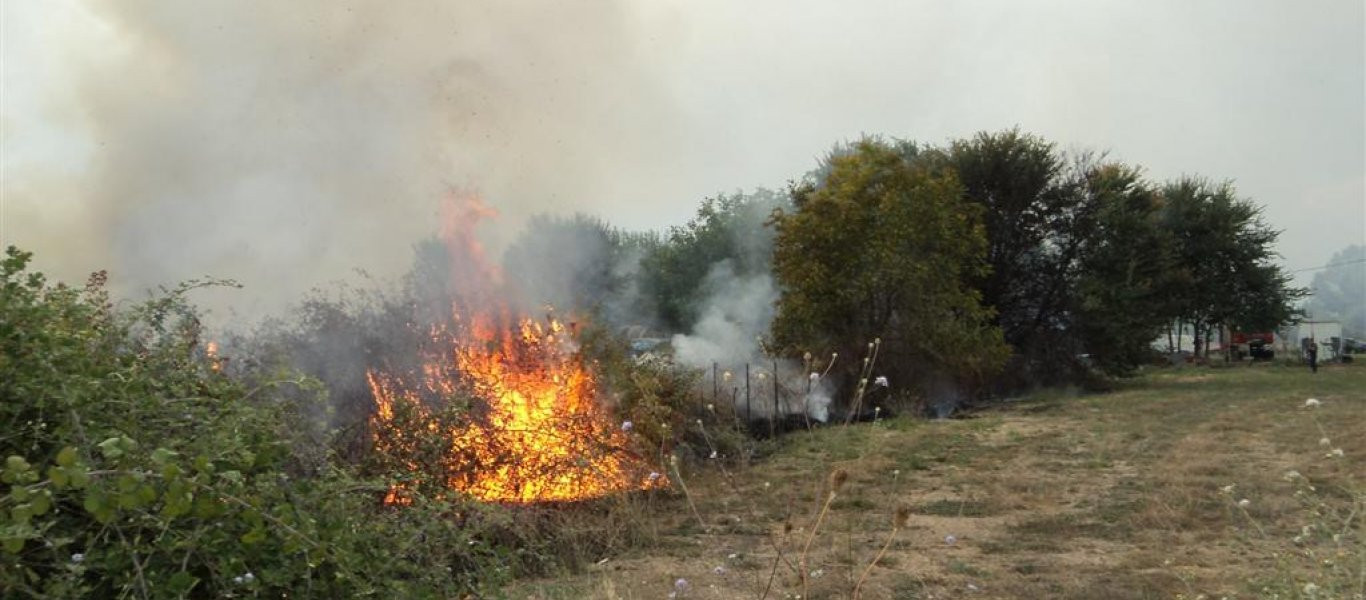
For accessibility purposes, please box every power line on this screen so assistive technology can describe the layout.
[1290,257,1366,274]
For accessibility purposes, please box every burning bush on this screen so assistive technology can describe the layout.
[367,310,663,504]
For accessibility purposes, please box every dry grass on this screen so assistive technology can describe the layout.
[511,362,1365,599]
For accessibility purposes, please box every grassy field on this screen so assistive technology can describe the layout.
[513,362,1365,599]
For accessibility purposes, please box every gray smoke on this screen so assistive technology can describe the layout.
[669,256,834,422]
[13,1,684,323]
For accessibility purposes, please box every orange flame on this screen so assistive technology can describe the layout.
[366,191,661,504]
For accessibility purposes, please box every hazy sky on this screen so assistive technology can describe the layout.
[2,0,1363,319]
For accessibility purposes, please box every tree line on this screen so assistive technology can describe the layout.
[510,129,1304,398]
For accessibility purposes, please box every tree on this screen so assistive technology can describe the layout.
[638,190,787,332]
[946,129,1094,385]
[1070,164,1173,374]
[1159,177,1304,356]
[770,139,1008,399]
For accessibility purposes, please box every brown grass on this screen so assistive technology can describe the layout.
[512,362,1366,599]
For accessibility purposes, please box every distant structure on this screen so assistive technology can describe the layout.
[1279,320,1344,361]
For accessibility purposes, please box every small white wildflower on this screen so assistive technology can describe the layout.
[892,469,901,477]
[944,534,958,545]
[70,553,84,563]
[1237,498,1251,508]
[874,376,889,387]
[1304,398,1321,408]
[966,583,980,591]
[712,565,727,575]
[233,576,244,585]
[1283,470,1301,481]
[1319,437,1331,446]
[709,450,719,460]
[674,577,689,591]
[621,420,633,432]
[809,568,824,579]
[1303,582,1319,594]
[727,553,738,559]
[647,471,661,482]
[1220,484,1236,495]
[809,372,820,381]
[1332,533,1341,542]
[706,403,715,412]
[1326,448,1344,458]
[1302,525,1313,536]
[763,481,771,489]
[1293,535,1305,544]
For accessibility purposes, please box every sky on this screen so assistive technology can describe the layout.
[2,0,1363,320]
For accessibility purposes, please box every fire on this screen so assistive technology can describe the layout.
[366,191,660,504]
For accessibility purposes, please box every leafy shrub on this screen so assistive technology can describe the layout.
[0,246,511,598]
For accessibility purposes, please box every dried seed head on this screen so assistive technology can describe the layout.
[803,351,813,361]
[829,468,848,492]
[893,505,911,529]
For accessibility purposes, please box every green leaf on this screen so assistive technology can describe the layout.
[240,527,267,545]
[97,438,124,460]
[68,468,90,490]
[83,491,115,524]
[150,447,177,467]
[167,571,198,595]
[3,456,32,484]
[160,462,182,479]
[29,491,51,516]
[48,466,70,489]
[9,485,31,504]
[10,504,33,524]
[55,447,79,468]
[2,536,23,554]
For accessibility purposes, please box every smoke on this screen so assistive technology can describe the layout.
[669,260,834,422]
[12,1,684,322]
[670,261,774,368]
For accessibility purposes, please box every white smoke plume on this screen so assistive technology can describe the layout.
[10,1,685,323]
[670,261,834,422]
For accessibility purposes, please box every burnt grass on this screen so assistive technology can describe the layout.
[511,363,1366,599]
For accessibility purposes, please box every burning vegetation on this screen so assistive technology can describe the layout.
[366,194,661,504]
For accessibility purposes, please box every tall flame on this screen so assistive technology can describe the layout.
[366,191,659,504]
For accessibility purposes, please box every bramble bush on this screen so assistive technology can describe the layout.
[0,246,516,598]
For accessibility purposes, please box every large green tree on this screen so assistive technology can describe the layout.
[1159,177,1303,356]
[770,139,1008,396]
[1070,164,1174,374]
[946,129,1095,385]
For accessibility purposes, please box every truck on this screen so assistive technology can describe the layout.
[1229,331,1275,360]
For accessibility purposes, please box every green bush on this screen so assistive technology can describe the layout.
[0,246,511,598]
